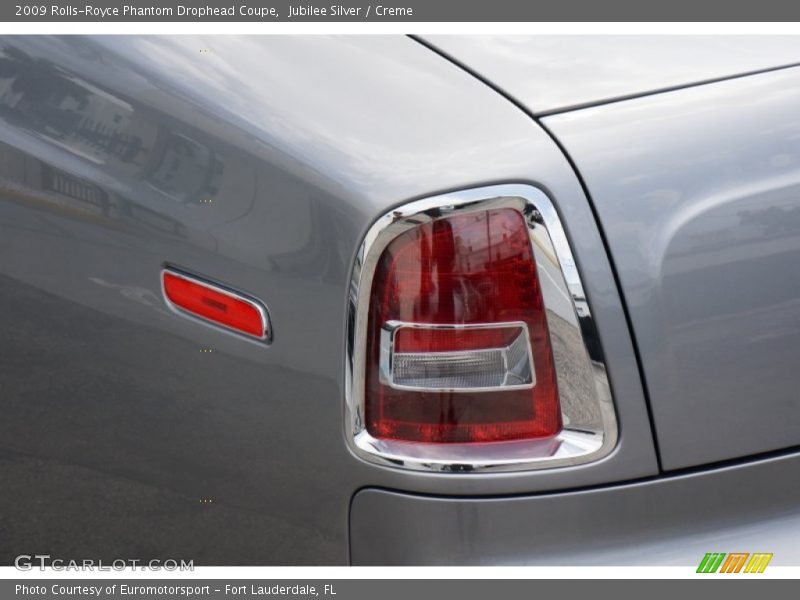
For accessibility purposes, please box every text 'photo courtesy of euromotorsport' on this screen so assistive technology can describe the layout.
[1,2,800,595]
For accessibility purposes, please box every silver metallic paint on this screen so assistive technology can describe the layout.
[351,450,800,565]
[6,33,796,567]
[0,35,656,564]
[545,67,800,470]
[422,35,800,114]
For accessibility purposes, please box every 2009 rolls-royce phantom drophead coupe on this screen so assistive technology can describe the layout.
[2,35,800,565]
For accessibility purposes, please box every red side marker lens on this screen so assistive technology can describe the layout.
[162,270,267,339]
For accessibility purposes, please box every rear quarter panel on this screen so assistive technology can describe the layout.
[0,35,656,564]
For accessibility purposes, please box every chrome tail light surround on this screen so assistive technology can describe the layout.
[345,184,618,473]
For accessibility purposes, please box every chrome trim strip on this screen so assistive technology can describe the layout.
[161,266,272,343]
[345,184,618,473]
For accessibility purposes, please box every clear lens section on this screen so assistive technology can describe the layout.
[385,324,534,390]
[394,350,505,389]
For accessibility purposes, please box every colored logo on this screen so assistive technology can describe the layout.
[697,553,773,573]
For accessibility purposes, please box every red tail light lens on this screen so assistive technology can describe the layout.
[365,208,561,444]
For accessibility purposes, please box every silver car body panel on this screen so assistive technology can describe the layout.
[1,34,799,565]
[544,68,800,470]
[421,35,800,114]
[351,451,800,565]
[0,35,656,564]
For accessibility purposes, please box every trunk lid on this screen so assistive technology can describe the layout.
[422,35,800,114]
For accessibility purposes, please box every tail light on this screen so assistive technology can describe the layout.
[346,185,618,472]
[367,208,560,444]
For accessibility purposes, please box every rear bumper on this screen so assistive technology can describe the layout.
[350,451,800,565]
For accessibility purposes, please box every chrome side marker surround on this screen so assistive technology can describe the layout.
[161,267,271,342]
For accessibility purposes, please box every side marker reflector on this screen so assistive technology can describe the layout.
[162,268,269,341]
